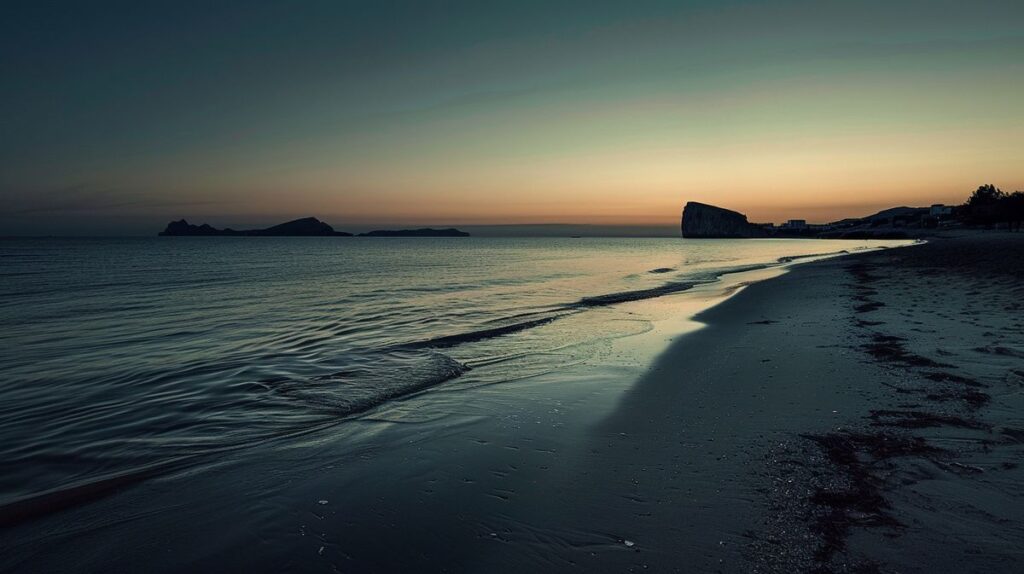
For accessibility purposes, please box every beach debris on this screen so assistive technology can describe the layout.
[1001,427,1024,443]
[623,539,636,548]
[862,335,953,368]
[867,409,989,430]
[950,462,985,474]
[923,371,983,387]
[317,499,329,505]
[318,546,325,556]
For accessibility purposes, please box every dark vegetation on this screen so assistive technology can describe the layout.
[962,184,1024,230]
[782,183,1024,238]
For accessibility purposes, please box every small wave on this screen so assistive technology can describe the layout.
[403,314,572,348]
[776,250,848,264]
[262,350,470,416]
[0,349,471,527]
[569,263,777,308]
[405,261,793,348]
[571,281,701,307]
[0,457,192,528]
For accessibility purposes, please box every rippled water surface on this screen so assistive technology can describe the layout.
[0,236,903,509]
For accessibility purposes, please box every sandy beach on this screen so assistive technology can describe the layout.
[471,231,1024,573]
[744,232,1024,572]
[577,230,1024,573]
[2,232,1022,573]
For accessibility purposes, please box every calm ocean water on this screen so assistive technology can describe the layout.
[0,236,904,516]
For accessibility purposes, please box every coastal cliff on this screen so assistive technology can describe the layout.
[681,202,768,238]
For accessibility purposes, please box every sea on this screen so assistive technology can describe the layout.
[0,236,908,524]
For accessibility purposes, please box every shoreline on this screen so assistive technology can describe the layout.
[2,234,1020,572]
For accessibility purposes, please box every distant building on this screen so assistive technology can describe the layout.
[930,204,953,217]
[772,219,833,234]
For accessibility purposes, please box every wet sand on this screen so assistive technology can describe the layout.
[3,233,1022,573]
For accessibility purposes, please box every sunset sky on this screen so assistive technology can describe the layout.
[2,1,1022,235]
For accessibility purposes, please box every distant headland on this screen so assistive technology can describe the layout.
[158,217,470,237]
[681,202,938,239]
[682,185,1023,239]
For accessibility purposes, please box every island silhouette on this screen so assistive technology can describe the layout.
[159,217,469,237]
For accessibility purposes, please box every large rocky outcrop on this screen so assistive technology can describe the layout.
[249,217,346,236]
[681,202,769,238]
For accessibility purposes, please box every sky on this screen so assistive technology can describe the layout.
[1,0,1022,236]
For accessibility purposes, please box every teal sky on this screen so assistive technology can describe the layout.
[2,1,1022,235]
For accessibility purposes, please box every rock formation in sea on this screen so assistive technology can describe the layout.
[249,217,349,236]
[160,220,229,236]
[680,202,769,238]
[158,217,353,236]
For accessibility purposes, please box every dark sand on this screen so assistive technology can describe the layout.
[3,233,1022,573]
[750,232,1024,573]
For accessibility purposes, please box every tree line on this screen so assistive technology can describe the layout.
[963,184,1024,231]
